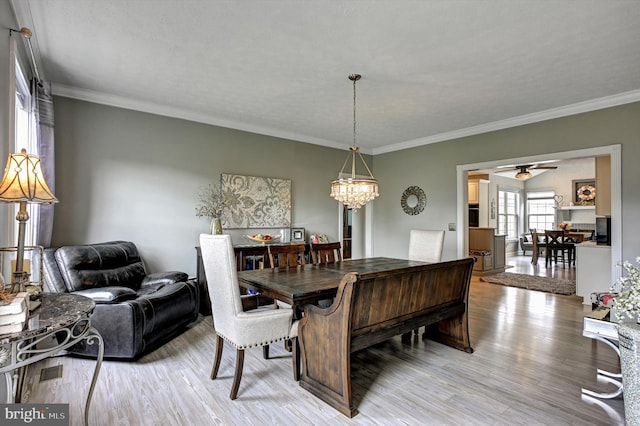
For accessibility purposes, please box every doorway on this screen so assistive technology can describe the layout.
[457,144,621,284]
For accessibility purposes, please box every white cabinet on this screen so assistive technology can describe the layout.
[576,242,612,304]
[468,180,479,204]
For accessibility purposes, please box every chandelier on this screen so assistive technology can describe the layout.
[330,74,379,210]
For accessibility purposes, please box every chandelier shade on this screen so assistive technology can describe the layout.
[330,74,379,210]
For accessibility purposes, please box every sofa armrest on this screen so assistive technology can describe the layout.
[141,271,189,287]
[73,287,138,304]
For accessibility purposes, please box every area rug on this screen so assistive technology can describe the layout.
[480,272,576,295]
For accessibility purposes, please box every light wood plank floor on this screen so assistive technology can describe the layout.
[21,276,623,425]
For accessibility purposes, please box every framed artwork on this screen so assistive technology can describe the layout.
[291,228,305,243]
[221,174,291,228]
[573,179,596,206]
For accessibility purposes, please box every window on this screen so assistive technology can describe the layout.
[497,190,518,239]
[13,55,39,246]
[527,191,555,231]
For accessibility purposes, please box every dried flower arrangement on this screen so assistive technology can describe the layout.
[195,181,227,219]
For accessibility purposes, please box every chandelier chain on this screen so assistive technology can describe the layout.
[330,73,379,210]
[353,75,357,149]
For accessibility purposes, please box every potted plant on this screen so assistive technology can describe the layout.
[195,181,227,234]
[610,257,640,424]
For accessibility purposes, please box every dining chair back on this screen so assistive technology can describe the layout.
[310,242,342,308]
[199,234,299,400]
[544,230,567,268]
[310,242,342,264]
[268,244,306,270]
[407,229,445,339]
[408,229,445,263]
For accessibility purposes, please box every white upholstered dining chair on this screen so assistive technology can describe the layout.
[407,229,445,338]
[199,234,299,400]
[408,229,445,263]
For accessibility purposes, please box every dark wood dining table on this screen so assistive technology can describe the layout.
[531,232,584,266]
[237,257,430,318]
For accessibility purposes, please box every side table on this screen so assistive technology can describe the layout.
[0,293,103,425]
[582,315,622,398]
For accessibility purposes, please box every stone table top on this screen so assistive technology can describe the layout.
[0,293,95,344]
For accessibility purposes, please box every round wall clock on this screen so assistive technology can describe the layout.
[400,186,426,215]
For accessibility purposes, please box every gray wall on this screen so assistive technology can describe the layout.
[372,103,640,262]
[50,97,640,275]
[52,97,353,275]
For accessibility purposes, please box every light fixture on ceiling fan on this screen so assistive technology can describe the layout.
[512,164,558,180]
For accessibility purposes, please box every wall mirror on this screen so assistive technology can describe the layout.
[401,186,426,215]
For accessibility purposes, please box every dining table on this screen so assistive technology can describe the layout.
[237,257,431,318]
[531,232,585,266]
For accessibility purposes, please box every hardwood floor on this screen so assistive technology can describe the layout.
[21,274,623,425]
[506,253,577,281]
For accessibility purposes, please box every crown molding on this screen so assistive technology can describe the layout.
[52,83,640,156]
[373,89,640,155]
[51,83,350,152]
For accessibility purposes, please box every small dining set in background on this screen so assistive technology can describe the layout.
[530,228,590,267]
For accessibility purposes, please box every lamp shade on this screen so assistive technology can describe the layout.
[0,149,58,204]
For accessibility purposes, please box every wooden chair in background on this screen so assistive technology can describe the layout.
[310,242,342,308]
[544,230,567,268]
[310,242,342,264]
[268,244,306,270]
[268,244,306,310]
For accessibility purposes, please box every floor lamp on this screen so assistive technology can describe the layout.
[0,149,58,293]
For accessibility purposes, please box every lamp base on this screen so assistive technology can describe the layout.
[11,271,29,293]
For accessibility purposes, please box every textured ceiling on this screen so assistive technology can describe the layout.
[11,0,640,154]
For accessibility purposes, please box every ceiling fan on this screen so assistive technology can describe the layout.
[494,163,558,180]
[510,164,558,180]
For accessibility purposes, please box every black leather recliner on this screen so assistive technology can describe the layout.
[43,241,200,359]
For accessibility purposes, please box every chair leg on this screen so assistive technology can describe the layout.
[263,344,269,359]
[211,335,224,380]
[230,349,245,400]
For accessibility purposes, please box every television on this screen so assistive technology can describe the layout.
[596,217,611,246]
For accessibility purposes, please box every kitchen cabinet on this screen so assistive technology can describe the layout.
[468,180,479,204]
[469,227,506,275]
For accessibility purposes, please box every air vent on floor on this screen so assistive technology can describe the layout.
[39,365,63,382]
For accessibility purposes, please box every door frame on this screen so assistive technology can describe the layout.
[456,144,622,284]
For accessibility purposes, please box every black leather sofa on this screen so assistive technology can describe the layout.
[43,241,200,359]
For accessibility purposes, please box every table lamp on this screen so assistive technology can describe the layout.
[0,149,58,293]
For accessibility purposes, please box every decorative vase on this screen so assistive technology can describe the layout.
[619,322,640,425]
[210,217,223,235]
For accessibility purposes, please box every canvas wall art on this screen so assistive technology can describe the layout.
[221,174,291,228]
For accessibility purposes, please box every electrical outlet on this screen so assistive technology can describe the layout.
[448,223,456,231]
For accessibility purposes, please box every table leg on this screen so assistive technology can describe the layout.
[83,328,104,426]
[2,372,13,403]
[581,334,622,399]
